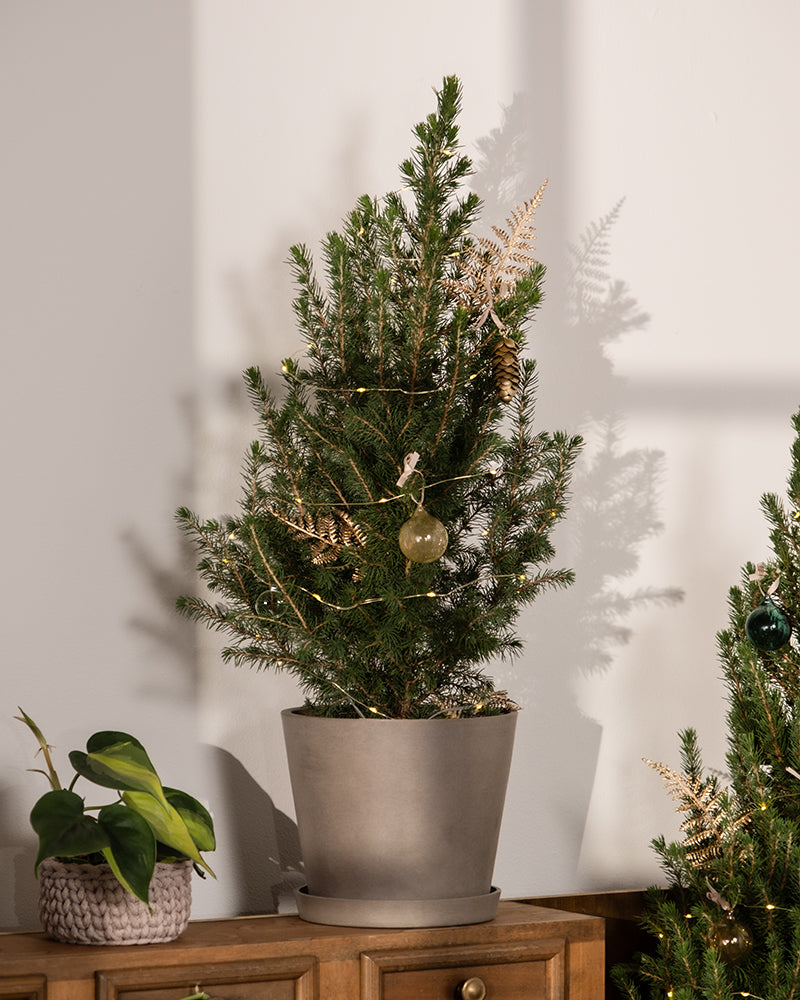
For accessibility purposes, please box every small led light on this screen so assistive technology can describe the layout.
[761,802,768,811]
[356,387,366,393]
[426,591,437,598]
[766,903,775,910]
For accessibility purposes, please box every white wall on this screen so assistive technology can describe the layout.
[2,0,799,930]
[0,0,196,929]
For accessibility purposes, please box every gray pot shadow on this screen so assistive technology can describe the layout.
[210,746,304,914]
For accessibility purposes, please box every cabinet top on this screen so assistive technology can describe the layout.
[0,899,603,976]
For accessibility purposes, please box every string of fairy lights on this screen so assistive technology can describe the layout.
[195,339,561,718]
[201,449,548,719]
[267,464,509,514]
[213,459,551,618]
[282,362,484,389]
[295,571,524,612]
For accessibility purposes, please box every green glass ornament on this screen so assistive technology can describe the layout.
[398,505,448,563]
[745,596,792,651]
[708,913,753,965]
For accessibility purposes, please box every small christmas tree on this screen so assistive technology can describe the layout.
[615,410,800,999]
[177,77,581,719]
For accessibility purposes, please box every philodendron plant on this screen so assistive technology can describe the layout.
[18,709,216,905]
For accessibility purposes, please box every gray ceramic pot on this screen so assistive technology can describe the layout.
[281,707,517,927]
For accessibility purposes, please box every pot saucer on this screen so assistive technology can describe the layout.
[294,884,502,928]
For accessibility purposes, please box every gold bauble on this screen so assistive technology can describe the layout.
[399,506,448,563]
[708,914,753,966]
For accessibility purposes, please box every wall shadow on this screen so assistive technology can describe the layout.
[0,784,38,931]
[469,91,683,891]
[119,397,199,702]
[210,746,303,914]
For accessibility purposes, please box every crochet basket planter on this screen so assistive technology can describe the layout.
[37,857,193,945]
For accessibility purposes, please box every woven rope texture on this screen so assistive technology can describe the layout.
[38,857,192,945]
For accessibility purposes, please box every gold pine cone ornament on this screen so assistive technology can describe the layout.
[491,333,521,402]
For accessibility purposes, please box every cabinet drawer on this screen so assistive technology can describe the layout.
[0,976,46,1000]
[96,956,318,1000]
[361,938,566,999]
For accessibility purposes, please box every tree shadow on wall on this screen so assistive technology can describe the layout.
[119,392,200,704]
[469,95,684,892]
[0,785,39,931]
[118,395,305,915]
[560,202,685,678]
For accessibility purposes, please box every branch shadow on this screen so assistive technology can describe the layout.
[0,785,39,931]
[470,92,684,892]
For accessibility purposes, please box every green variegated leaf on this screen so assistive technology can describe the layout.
[123,790,215,877]
[68,731,152,792]
[68,750,141,792]
[97,802,156,905]
[164,787,216,852]
[72,737,170,810]
[87,731,148,754]
[30,789,109,872]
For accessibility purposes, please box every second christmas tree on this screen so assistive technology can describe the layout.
[615,409,800,999]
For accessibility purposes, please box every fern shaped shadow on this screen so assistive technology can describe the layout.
[472,93,683,696]
[469,92,683,892]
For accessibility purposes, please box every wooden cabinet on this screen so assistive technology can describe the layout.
[0,900,603,999]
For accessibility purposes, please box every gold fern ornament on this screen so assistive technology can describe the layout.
[442,182,546,404]
[645,756,750,869]
[270,506,367,573]
[442,180,547,332]
[428,688,520,718]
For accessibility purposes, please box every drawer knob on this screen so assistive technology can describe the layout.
[456,977,487,1000]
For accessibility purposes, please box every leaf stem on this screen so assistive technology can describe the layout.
[15,708,61,791]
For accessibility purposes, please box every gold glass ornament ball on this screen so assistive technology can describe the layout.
[399,506,448,563]
[709,914,753,965]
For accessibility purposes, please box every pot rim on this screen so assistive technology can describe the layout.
[282,705,521,721]
[38,856,194,876]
